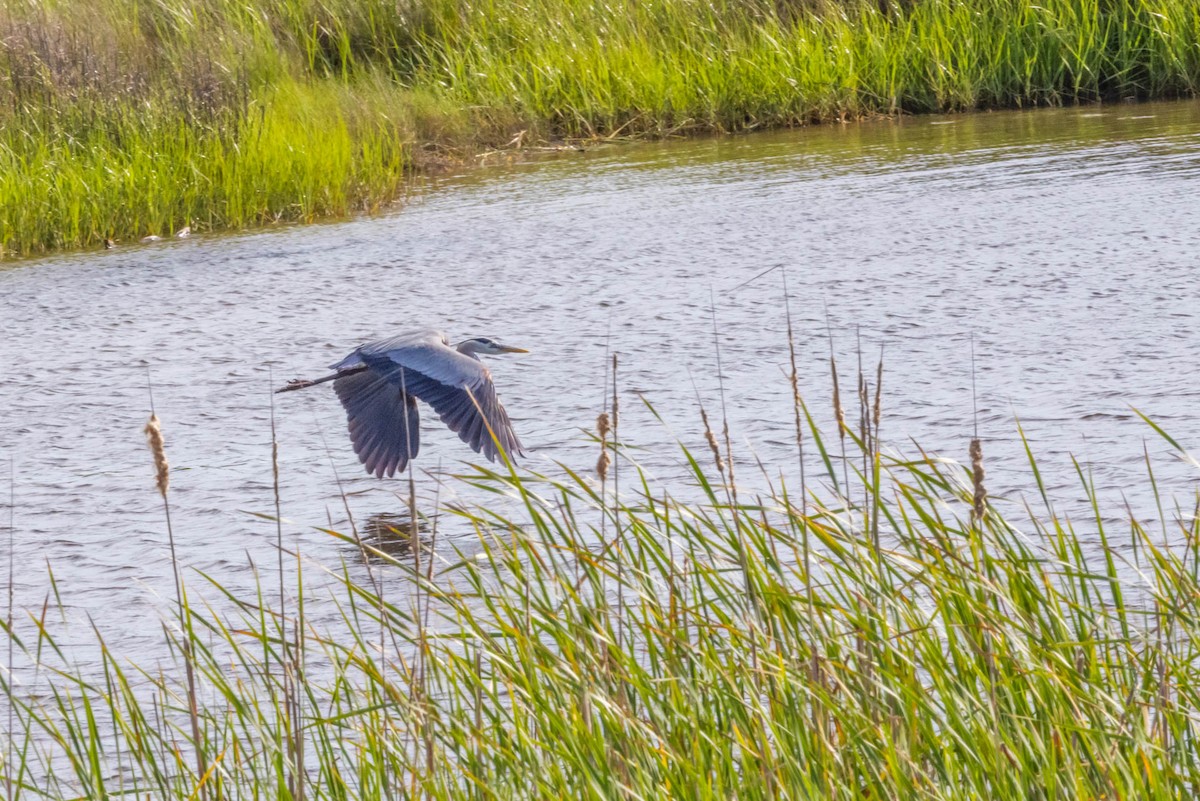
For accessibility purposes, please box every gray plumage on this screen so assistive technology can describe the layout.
[278,328,527,477]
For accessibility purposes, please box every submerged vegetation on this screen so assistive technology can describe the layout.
[5,339,1200,798]
[3,0,1200,256]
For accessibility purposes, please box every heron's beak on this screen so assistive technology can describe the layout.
[499,345,530,354]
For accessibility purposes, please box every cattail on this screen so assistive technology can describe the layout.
[788,368,803,433]
[831,356,846,436]
[789,361,805,460]
[873,358,883,429]
[787,330,803,417]
[858,374,868,448]
[143,409,207,796]
[144,414,169,497]
[970,437,987,522]
[596,412,612,482]
[699,407,724,474]
[596,449,611,483]
[721,419,735,485]
[596,412,611,441]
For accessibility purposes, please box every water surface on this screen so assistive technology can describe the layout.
[3,100,1200,660]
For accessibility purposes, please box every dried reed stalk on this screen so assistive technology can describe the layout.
[611,353,625,654]
[400,366,432,800]
[871,350,883,555]
[269,377,303,801]
[782,275,821,702]
[826,311,849,499]
[5,460,12,801]
[143,412,208,800]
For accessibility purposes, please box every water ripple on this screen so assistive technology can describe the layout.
[4,99,1200,663]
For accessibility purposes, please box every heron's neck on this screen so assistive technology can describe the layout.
[455,341,484,359]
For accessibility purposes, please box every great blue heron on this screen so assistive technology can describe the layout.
[277,329,528,477]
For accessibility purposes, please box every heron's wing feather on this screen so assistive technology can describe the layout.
[358,330,487,387]
[333,370,420,478]
[359,353,523,463]
[404,370,522,462]
[330,329,468,380]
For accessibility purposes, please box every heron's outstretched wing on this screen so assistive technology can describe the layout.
[331,329,460,380]
[345,330,523,463]
[333,370,420,478]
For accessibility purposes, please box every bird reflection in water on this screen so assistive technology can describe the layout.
[353,511,436,564]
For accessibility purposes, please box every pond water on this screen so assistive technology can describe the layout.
[3,100,1200,662]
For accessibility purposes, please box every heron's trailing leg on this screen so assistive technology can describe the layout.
[275,365,368,393]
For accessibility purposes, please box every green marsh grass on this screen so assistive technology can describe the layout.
[4,350,1200,797]
[5,0,1200,256]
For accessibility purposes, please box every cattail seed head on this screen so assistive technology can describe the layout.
[596,410,612,482]
[873,360,883,428]
[706,430,724,472]
[830,357,846,436]
[789,377,804,445]
[699,407,724,474]
[969,437,987,522]
[144,413,169,497]
[596,412,611,441]
[721,420,736,488]
[858,376,868,442]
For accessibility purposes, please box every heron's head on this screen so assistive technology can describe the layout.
[455,337,530,357]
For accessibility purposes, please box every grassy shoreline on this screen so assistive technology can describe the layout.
[3,0,1200,257]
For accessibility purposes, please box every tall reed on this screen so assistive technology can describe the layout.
[3,410,1197,796]
[4,460,12,801]
[142,412,208,799]
[3,318,1200,797]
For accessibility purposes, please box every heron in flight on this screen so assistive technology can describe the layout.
[277,329,527,477]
